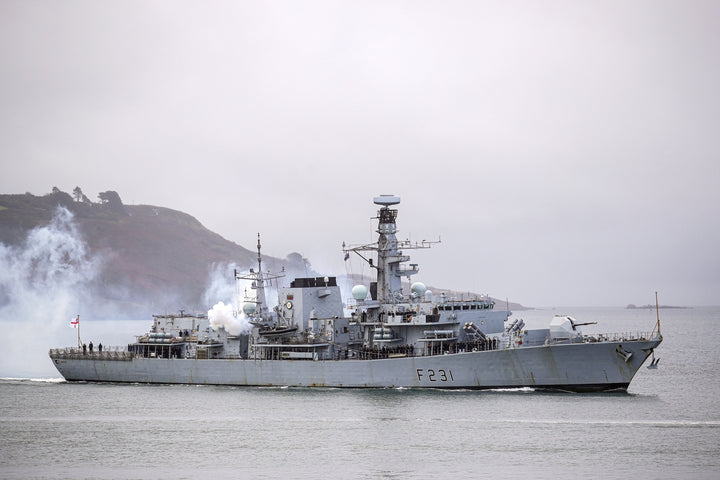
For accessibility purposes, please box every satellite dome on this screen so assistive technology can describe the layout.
[411,282,427,297]
[352,284,368,301]
[242,302,256,316]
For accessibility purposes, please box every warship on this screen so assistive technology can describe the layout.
[50,195,662,391]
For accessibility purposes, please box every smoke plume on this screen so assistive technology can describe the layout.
[207,301,251,335]
[0,207,102,378]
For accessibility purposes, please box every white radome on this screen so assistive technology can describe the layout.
[411,282,426,297]
[352,284,368,301]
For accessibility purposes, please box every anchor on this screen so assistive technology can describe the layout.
[647,350,660,369]
[616,345,633,362]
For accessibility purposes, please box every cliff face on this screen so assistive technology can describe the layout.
[0,190,310,318]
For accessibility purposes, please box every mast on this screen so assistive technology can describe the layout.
[374,195,421,303]
[235,233,284,323]
[343,195,437,303]
[254,233,268,317]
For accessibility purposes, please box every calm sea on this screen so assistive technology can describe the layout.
[1,306,718,479]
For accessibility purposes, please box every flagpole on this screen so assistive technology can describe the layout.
[76,315,82,348]
[654,292,662,338]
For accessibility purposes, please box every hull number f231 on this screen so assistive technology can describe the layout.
[416,368,454,382]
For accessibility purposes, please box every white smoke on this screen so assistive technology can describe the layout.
[203,261,279,326]
[207,301,251,335]
[0,207,102,378]
[203,262,239,308]
[204,263,252,334]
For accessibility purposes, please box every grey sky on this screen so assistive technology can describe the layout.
[1,1,718,306]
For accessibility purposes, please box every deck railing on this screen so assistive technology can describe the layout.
[581,331,657,343]
[49,347,134,361]
[49,330,660,363]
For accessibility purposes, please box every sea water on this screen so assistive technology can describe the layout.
[1,307,718,479]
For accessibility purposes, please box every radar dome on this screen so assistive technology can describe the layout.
[411,282,427,297]
[242,302,256,316]
[352,285,368,301]
[373,195,400,206]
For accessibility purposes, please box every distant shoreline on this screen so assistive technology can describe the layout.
[626,304,689,310]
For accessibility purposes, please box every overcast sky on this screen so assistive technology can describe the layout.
[1,1,718,307]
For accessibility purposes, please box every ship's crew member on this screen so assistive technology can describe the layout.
[98,343,103,353]
[89,341,93,353]
[82,344,87,355]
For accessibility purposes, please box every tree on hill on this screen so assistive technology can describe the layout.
[97,190,126,214]
[73,186,92,204]
[47,187,74,208]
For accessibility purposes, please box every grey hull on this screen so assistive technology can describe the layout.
[51,338,660,392]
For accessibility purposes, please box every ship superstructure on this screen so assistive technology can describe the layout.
[50,195,662,391]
